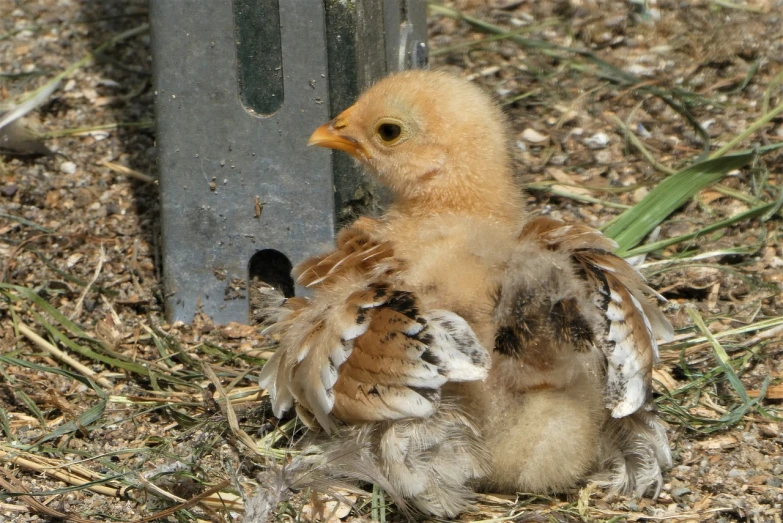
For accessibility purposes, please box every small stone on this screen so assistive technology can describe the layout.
[595,150,613,164]
[671,487,691,499]
[748,474,770,485]
[520,128,549,144]
[65,253,84,268]
[59,161,77,174]
[550,154,568,165]
[627,64,653,77]
[632,187,649,203]
[584,132,609,149]
[696,434,737,449]
[758,423,779,438]
[1,184,18,197]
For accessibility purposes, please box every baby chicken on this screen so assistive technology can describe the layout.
[258,70,672,516]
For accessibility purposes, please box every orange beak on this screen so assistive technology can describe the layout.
[307,106,371,160]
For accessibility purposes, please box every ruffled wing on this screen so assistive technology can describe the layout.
[259,219,490,433]
[519,217,673,418]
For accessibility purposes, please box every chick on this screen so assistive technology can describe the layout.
[259,70,672,516]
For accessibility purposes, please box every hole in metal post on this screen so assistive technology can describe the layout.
[234,0,283,115]
[248,249,295,298]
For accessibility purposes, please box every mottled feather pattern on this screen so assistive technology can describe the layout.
[331,308,491,425]
[259,221,490,433]
[294,218,395,288]
[259,281,399,431]
[518,216,673,417]
[601,271,657,417]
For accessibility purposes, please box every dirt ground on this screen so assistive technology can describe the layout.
[1,0,782,522]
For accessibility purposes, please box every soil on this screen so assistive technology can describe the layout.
[1,1,782,522]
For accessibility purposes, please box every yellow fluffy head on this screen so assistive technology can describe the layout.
[309,70,513,208]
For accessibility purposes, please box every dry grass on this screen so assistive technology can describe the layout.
[1,1,782,522]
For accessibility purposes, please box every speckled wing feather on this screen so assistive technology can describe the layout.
[259,219,490,433]
[520,216,673,418]
[294,216,394,288]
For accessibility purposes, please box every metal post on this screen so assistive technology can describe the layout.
[150,0,427,324]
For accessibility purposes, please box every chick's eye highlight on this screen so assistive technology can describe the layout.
[376,122,403,143]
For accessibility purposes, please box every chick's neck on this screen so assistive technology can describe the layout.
[391,160,526,225]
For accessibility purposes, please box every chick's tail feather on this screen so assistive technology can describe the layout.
[593,405,672,498]
[244,434,403,523]
[245,405,486,520]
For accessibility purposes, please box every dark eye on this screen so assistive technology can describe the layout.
[377,123,402,142]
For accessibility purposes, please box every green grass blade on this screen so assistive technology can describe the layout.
[0,283,91,338]
[14,389,47,429]
[1,284,193,386]
[30,308,151,377]
[0,355,105,397]
[621,202,774,257]
[0,212,54,233]
[603,152,754,254]
[371,484,387,522]
[708,99,783,159]
[35,401,107,447]
[0,408,13,443]
[0,354,107,448]
[0,473,128,499]
[686,307,751,406]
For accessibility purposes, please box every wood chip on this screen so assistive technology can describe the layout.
[547,167,592,195]
[747,384,783,400]
[652,367,679,392]
[219,321,256,339]
[696,435,738,450]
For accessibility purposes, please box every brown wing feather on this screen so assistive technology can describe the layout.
[520,216,672,417]
[259,220,490,433]
[520,216,619,253]
[295,218,395,288]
